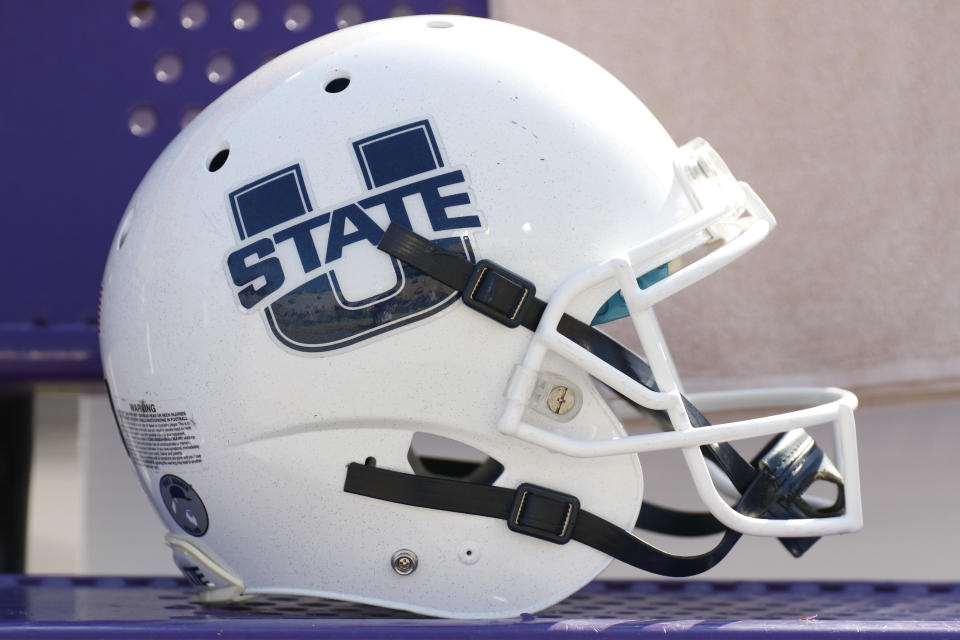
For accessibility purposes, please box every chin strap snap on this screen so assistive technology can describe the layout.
[361,223,848,574]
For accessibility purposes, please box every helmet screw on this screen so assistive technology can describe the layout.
[547,386,575,415]
[391,549,418,576]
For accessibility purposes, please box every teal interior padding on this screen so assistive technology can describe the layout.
[590,264,670,325]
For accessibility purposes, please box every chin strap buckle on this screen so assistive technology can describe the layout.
[508,483,580,544]
[463,260,536,328]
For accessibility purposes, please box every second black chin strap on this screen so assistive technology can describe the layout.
[343,223,846,576]
[345,461,742,577]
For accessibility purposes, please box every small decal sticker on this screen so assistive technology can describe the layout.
[159,475,209,537]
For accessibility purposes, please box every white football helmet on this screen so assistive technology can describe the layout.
[100,15,862,618]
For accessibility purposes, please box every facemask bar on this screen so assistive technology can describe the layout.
[498,139,863,539]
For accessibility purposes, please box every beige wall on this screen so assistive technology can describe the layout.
[491,0,960,403]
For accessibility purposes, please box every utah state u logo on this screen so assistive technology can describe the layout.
[224,119,485,352]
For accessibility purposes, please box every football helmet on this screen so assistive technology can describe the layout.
[100,15,862,618]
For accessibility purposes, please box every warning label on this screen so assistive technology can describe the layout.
[116,399,203,470]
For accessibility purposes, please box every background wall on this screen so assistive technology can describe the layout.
[493,0,960,401]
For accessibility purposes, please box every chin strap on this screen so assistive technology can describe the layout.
[345,460,742,577]
[346,223,847,576]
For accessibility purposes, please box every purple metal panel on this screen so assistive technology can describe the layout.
[0,0,487,382]
[1,577,959,638]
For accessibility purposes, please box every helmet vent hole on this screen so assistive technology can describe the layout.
[207,147,230,172]
[427,20,453,28]
[407,432,504,485]
[325,76,350,93]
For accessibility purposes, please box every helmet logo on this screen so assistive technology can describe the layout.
[224,119,485,353]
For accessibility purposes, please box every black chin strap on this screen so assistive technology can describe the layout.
[343,223,846,577]
[345,461,742,577]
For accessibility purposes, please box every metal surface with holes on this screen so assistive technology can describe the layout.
[0,0,487,381]
[1,576,959,638]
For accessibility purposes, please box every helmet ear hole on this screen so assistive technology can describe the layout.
[406,432,504,485]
